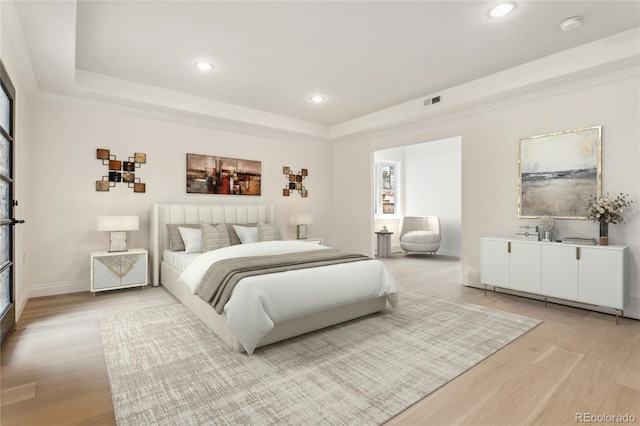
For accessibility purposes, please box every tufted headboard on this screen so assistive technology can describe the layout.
[149,204,275,286]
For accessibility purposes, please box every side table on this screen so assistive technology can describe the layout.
[375,231,393,258]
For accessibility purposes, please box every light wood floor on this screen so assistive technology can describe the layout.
[1,254,639,425]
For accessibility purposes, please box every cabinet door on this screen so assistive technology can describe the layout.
[541,244,578,300]
[509,242,541,293]
[92,256,122,290]
[481,239,509,288]
[120,254,147,286]
[578,248,624,308]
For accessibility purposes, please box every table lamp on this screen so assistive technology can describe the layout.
[97,215,139,252]
[291,213,314,239]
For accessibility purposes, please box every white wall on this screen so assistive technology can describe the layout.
[25,96,331,297]
[403,137,461,257]
[332,71,640,317]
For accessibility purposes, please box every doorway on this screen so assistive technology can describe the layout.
[373,136,461,256]
[1,60,17,348]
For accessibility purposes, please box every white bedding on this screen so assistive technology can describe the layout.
[162,249,200,272]
[177,240,398,354]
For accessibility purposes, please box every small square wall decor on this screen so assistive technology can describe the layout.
[96,149,146,192]
[283,166,308,197]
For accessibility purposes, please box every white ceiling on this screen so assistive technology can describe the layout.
[9,1,640,132]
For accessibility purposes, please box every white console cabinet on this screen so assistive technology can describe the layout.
[481,237,628,323]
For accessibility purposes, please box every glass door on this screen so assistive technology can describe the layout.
[0,60,17,348]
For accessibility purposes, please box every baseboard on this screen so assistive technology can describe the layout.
[624,296,640,320]
[461,271,639,320]
[29,280,89,298]
[495,288,640,320]
[462,270,481,288]
[390,247,460,256]
[435,248,461,257]
[15,293,28,320]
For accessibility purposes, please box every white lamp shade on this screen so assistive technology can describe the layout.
[291,213,314,225]
[97,215,139,232]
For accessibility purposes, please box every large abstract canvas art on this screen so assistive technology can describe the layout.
[518,126,601,218]
[186,153,261,196]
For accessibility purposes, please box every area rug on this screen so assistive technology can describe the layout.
[99,290,540,425]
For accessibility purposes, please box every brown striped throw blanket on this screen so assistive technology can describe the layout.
[196,248,371,314]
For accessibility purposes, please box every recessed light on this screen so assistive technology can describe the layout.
[195,62,214,71]
[489,2,515,18]
[310,95,326,103]
[559,16,583,32]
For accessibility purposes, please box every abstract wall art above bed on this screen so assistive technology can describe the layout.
[186,153,261,196]
[96,149,146,193]
[282,166,308,197]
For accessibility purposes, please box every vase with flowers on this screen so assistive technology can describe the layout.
[586,192,635,245]
[537,215,555,241]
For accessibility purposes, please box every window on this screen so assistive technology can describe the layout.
[374,161,401,217]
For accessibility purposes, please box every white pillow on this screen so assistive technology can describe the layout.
[178,226,202,253]
[232,225,258,244]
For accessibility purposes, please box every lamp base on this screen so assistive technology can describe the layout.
[296,224,308,239]
[108,231,129,252]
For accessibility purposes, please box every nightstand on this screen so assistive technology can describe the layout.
[90,248,148,294]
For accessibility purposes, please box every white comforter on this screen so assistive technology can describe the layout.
[179,240,398,354]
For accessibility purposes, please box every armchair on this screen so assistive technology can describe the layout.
[399,216,441,255]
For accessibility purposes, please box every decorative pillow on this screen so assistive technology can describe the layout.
[227,223,257,245]
[232,225,258,244]
[178,226,202,253]
[167,224,200,251]
[257,222,282,242]
[201,223,230,252]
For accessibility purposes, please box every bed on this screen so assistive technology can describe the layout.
[150,203,397,354]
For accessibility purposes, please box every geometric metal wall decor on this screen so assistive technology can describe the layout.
[96,149,147,193]
[282,166,308,197]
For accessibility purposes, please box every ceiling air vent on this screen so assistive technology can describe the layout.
[423,95,442,108]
